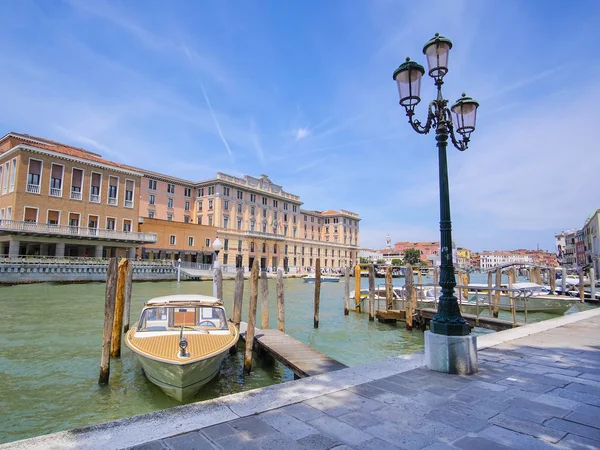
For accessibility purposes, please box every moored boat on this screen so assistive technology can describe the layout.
[303,275,340,283]
[125,294,239,401]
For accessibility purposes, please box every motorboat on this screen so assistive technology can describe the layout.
[468,282,579,314]
[125,294,239,401]
[303,275,340,283]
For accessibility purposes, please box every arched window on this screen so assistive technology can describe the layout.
[250,242,255,252]
[262,243,266,253]
[274,245,277,254]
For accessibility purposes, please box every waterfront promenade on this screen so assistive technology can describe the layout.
[2,308,600,450]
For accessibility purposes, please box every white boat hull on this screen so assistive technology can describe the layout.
[134,350,230,401]
[471,294,578,314]
[303,276,340,283]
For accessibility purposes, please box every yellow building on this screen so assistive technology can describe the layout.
[187,173,360,271]
[456,247,472,269]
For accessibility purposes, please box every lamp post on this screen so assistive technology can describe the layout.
[393,34,480,374]
[177,257,181,283]
[212,237,222,298]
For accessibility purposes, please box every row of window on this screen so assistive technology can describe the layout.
[148,179,192,198]
[148,195,191,211]
[23,158,135,207]
[198,186,299,212]
[0,158,17,195]
[169,235,211,248]
[3,206,134,232]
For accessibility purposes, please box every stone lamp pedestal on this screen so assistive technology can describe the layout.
[424,331,478,375]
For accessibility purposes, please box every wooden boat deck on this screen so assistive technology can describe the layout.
[126,324,238,363]
[240,323,347,378]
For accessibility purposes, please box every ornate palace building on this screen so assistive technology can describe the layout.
[1,132,360,271]
[138,172,360,271]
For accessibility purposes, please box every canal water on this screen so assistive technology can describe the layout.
[0,274,595,444]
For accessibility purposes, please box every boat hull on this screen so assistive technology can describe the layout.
[303,276,340,283]
[472,294,578,314]
[134,350,230,401]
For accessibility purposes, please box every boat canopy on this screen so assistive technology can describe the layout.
[146,294,222,306]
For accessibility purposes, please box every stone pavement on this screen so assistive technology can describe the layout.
[132,312,600,450]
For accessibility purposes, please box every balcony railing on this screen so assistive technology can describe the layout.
[244,230,285,240]
[0,219,157,243]
[70,190,82,200]
[124,200,133,208]
[90,193,100,203]
[50,188,62,197]
[26,184,40,194]
[108,197,117,206]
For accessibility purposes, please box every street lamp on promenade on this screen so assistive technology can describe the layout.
[393,34,479,374]
[212,237,223,298]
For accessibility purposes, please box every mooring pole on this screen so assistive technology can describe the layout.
[385,266,393,310]
[123,260,134,334]
[368,264,375,321]
[344,267,350,315]
[354,264,362,313]
[314,258,321,328]
[99,258,118,385]
[110,258,128,358]
[277,268,285,332]
[261,270,269,329]
[244,259,259,374]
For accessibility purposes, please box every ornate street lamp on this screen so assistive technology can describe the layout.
[392,33,479,339]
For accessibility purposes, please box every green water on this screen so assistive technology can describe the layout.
[0,275,595,444]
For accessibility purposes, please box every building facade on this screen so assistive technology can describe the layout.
[1,134,360,267]
[582,209,599,274]
[479,251,533,269]
[0,133,156,258]
[456,247,472,269]
[392,241,440,266]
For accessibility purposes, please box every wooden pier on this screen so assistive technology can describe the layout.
[416,308,517,332]
[240,322,347,378]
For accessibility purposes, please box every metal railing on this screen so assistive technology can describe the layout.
[90,194,100,203]
[26,184,40,194]
[107,197,117,206]
[50,188,62,197]
[70,190,82,200]
[124,200,133,208]
[244,230,285,240]
[0,219,157,243]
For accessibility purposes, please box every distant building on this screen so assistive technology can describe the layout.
[479,251,533,269]
[576,229,586,268]
[456,247,472,269]
[393,241,440,266]
[359,248,381,263]
[555,229,577,267]
[582,209,599,274]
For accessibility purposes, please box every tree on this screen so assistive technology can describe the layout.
[376,259,385,264]
[359,257,370,264]
[391,258,403,266]
[403,248,422,266]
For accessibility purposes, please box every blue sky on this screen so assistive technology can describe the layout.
[1,0,599,252]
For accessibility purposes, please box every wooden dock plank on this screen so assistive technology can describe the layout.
[239,322,347,378]
[417,308,517,331]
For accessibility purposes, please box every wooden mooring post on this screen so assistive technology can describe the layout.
[493,268,501,318]
[314,258,321,328]
[230,267,245,354]
[487,271,493,315]
[433,267,438,300]
[244,259,259,374]
[110,258,129,358]
[368,264,375,321]
[579,270,585,303]
[261,271,269,329]
[549,268,556,294]
[509,267,517,326]
[99,258,118,385]
[354,264,361,313]
[216,267,223,301]
[385,266,393,310]
[122,260,134,334]
[405,266,414,330]
[277,268,285,332]
[344,267,350,315]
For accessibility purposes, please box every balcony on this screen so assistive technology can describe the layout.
[26,184,40,194]
[90,194,100,203]
[244,230,285,241]
[0,219,157,244]
[70,190,82,200]
[124,200,133,208]
[108,197,117,206]
[50,188,62,197]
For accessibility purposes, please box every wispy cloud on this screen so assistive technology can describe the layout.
[200,83,235,163]
[294,127,311,141]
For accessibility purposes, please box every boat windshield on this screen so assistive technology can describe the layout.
[137,306,228,332]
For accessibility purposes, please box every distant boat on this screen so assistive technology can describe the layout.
[126,294,239,401]
[303,275,340,283]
